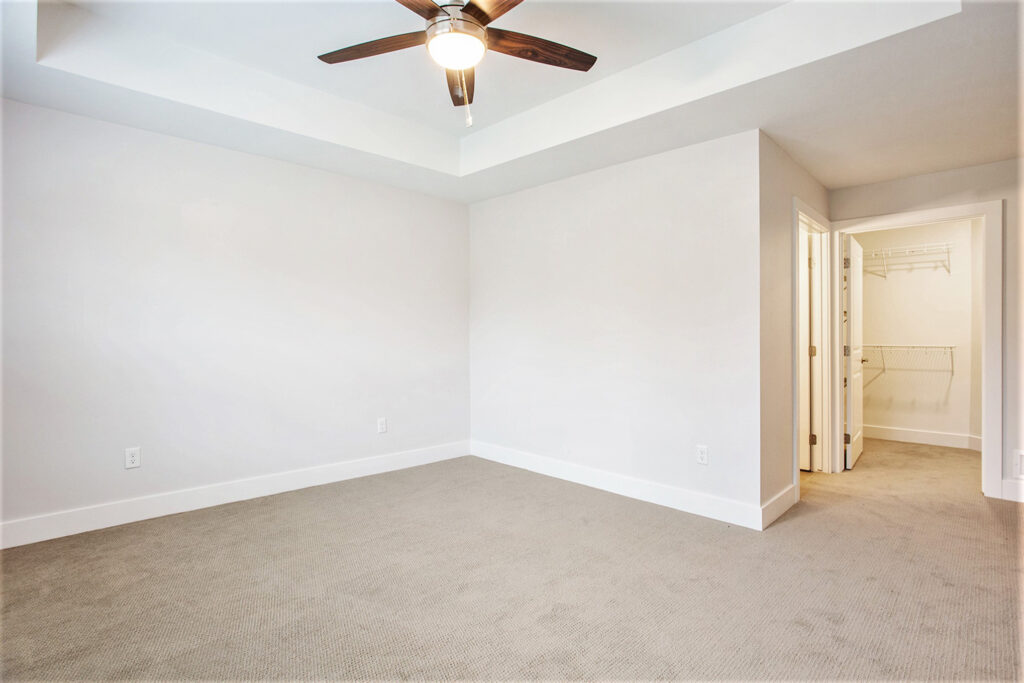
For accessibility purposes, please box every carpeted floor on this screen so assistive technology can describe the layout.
[2,439,1020,680]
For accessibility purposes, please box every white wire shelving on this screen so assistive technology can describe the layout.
[862,344,956,376]
[863,242,953,279]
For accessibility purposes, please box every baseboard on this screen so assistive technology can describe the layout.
[761,484,798,529]
[470,440,764,530]
[1,440,469,549]
[864,424,980,451]
[1001,477,1024,503]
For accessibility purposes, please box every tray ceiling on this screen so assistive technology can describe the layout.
[2,0,1017,201]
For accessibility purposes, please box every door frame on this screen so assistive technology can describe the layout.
[843,234,865,469]
[792,198,834,498]
[831,201,1003,496]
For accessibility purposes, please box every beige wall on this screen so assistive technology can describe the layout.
[758,133,829,504]
[3,100,471,522]
[470,131,765,520]
[830,158,1021,480]
[856,220,978,447]
[970,219,984,438]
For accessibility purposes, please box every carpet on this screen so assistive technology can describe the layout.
[2,439,1020,680]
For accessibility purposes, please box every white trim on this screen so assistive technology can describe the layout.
[794,197,830,231]
[797,224,812,474]
[809,231,830,472]
[761,484,798,529]
[470,440,765,530]
[1001,478,1024,503]
[792,198,833,497]
[831,201,1004,500]
[863,425,980,450]
[0,441,469,549]
[829,229,845,473]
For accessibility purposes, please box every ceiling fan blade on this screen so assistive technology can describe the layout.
[461,0,522,25]
[446,68,475,106]
[487,29,596,72]
[395,0,448,20]
[318,31,427,64]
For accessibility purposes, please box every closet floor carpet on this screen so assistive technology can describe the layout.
[2,439,1020,680]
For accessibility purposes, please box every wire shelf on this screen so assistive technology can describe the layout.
[864,242,952,279]
[862,344,956,375]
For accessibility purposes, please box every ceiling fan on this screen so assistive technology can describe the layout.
[317,0,597,118]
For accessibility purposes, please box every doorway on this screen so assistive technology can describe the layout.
[845,222,980,457]
[829,202,1003,497]
[796,208,831,473]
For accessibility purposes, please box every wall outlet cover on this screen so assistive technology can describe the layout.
[377,417,387,434]
[696,445,709,466]
[124,447,141,469]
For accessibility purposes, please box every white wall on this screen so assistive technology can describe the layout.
[2,100,470,531]
[829,158,1021,481]
[757,133,829,505]
[469,131,768,527]
[856,221,978,448]
[970,219,983,438]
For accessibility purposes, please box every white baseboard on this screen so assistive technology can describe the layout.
[1001,477,1024,503]
[470,440,769,530]
[761,484,798,528]
[1,440,469,549]
[864,424,981,451]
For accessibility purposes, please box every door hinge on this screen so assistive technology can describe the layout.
[844,256,851,268]
[844,433,852,445]
[843,345,850,357]
[809,433,818,446]
[809,345,817,357]
[809,256,815,269]
[843,377,848,388]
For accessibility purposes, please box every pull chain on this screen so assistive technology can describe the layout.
[460,69,473,127]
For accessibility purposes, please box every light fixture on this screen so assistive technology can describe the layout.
[428,32,485,70]
[425,11,486,71]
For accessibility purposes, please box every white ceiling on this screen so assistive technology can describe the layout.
[2,0,1019,201]
[74,0,785,136]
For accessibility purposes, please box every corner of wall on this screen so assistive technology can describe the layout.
[756,134,829,519]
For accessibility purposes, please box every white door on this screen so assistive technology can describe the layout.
[809,232,825,471]
[845,234,865,469]
[798,227,811,471]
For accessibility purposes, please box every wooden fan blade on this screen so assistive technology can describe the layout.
[461,0,522,25]
[446,68,475,106]
[395,0,447,20]
[318,31,427,64]
[487,28,596,71]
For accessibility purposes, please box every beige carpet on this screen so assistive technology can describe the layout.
[2,439,1020,680]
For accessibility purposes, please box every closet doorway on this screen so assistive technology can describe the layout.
[830,202,1003,497]
[844,223,973,468]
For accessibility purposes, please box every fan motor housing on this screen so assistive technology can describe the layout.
[426,7,488,48]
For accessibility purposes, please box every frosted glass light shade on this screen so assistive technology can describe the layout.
[428,32,485,70]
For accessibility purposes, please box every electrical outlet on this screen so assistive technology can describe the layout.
[696,445,709,466]
[377,417,387,434]
[1016,450,1024,478]
[125,447,141,469]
